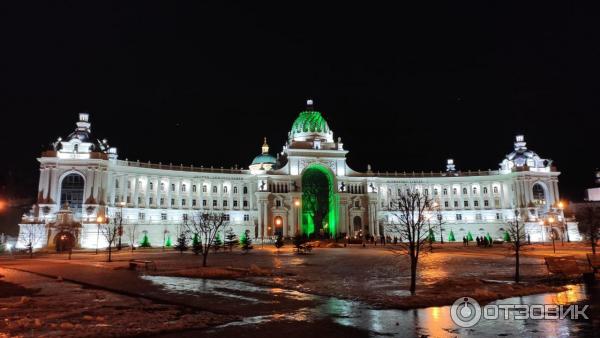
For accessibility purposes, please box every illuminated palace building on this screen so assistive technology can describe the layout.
[19,100,581,249]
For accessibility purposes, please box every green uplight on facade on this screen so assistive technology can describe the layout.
[301,163,338,237]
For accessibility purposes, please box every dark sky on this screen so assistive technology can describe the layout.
[0,1,599,202]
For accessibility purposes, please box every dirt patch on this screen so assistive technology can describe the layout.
[0,279,40,298]
[0,268,236,337]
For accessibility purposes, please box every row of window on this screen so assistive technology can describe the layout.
[120,196,250,208]
[453,213,503,221]
[116,180,249,194]
[390,186,500,196]
[148,213,251,222]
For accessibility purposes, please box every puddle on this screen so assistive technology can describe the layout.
[144,275,598,337]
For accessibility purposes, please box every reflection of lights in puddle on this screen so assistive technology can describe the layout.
[144,276,592,337]
[142,276,318,303]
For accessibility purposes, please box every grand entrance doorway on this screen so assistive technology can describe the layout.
[301,164,338,238]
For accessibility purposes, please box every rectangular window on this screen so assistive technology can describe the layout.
[496,213,502,220]
[475,213,482,220]
[276,200,282,207]
[444,201,449,208]
[192,199,197,206]
[224,186,228,193]
[233,200,238,207]
[424,189,429,195]
[149,197,153,205]
[474,200,479,207]
[243,200,248,207]
[212,200,217,207]
[160,198,165,206]
[171,184,175,192]
[243,187,248,194]
[223,200,228,207]
[171,198,175,206]
[484,200,489,207]
[212,186,217,193]
[202,199,207,207]
[493,186,499,194]
[182,184,186,192]
[453,188,457,195]
[223,214,230,221]
[127,181,131,189]
[182,199,186,206]
[161,213,167,221]
[138,212,145,220]
[234,187,238,194]
[454,201,458,208]
[202,185,207,193]
[463,200,469,207]
[243,214,250,221]
[456,214,462,221]
[183,213,188,221]
[126,196,131,203]
[192,185,197,192]
[138,197,142,205]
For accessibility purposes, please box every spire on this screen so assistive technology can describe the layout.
[261,137,269,154]
[446,158,457,172]
[514,135,527,151]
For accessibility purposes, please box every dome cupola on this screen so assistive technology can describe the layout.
[289,99,334,143]
[249,137,277,172]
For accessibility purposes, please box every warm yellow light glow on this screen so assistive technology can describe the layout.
[539,220,544,225]
[558,201,564,209]
[294,200,300,207]
[548,217,555,223]
[275,218,282,225]
[96,216,104,223]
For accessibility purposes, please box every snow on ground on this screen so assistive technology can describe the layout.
[0,268,236,337]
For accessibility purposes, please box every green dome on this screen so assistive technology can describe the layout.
[251,153,276,165]
[291,110,331,135]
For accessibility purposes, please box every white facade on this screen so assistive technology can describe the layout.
[19,103,581,250]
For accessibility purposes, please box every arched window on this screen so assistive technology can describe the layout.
[493,186,499,194]
[212,186,217,193]
[60,173,85,215]
[532,183,546,205]
[202,185,207,193]
[160,182,165,191]
[223,186,228,193]
[443,188,448,195]
[115,179,119,189]
[243,186,248,194]
[233,186,238,194]
[149,182,153,190]
[472,187,478,194]
[182,184,186,192]
[483,187,488,194]
[462,187,468,194]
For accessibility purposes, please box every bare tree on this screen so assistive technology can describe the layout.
[19,223,46,258]
[506,209,527,283]
[575,203,600,255]
[386,189,436,295]
[185,212,228,267]
[433,201,446,244]
[101,218,120,262]
[125,223,139,253]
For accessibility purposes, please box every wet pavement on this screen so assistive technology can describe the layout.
[145,275,599,338]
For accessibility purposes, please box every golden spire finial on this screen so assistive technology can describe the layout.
[262,137,269,154]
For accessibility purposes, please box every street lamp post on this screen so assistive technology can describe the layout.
[117,202,125,250]
[550,231,556,254]
[95,215,104,255]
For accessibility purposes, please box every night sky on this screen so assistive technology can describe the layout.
[1,2,599,203]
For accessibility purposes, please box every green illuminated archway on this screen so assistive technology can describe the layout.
[301,164,338,237]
